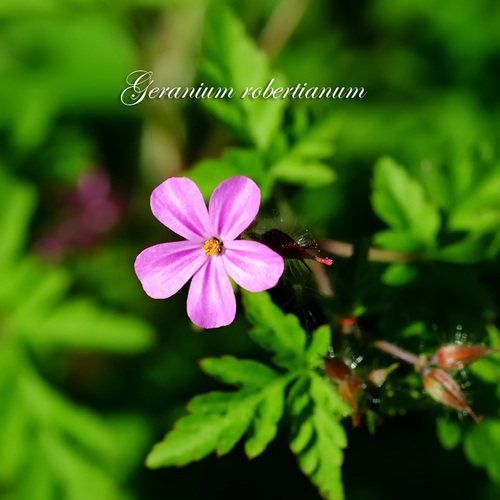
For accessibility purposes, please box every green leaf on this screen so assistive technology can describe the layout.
[38,429,125,500]
[19,365,126,466]
[436,417,462,450]
[11,298,155,353]
[382,263,419,286]
[147,392,255,467]
[200,6,286,149]
[270,161,336,188]
[187,148,273,201]
[148,353,292,468]
[448,169,500,235]
[373,230,424,252]
[0,350,27,481]
[244,382,285,458]
[242,291,307,370]
[0,170,36,268]
[464,418,500,484]
[147,412,240,467]
[288,374,349,500]
[372,156,441,251]
[200,356,279,390]
[269,114,339,188]
[305,325,331,368]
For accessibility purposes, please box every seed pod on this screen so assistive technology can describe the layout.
[437,344,500,371]
[423,368,482,423]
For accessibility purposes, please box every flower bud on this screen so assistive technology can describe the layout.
[437,344,500,371]
[324,358,351,382]
[338,379,362,412]
[259,229,333,270]
[367,363,399,388]
[423,368,482,423]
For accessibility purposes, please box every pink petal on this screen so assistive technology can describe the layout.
[222,240,284,292]
[151,177,210,241]
[134,240,207,299]
[187,256,236,329]
[208,177,260,241]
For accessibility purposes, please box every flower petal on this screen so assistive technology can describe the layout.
[187,256,236,329]
[134,240,207,299]
[222,240,284,292]
[151,177,210,241]
[208,176,260,241]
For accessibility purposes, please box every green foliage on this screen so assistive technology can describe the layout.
[372,156,441,253]
[200,5,286,150]
[372,154,500,264]
[187,148,273,201]
[2,0,500,498]
[147,292,349,500]
[288,374,347,500]
[0,171,154,498]
[464,419,500,484]
[436,417,462,450]
[268,112,338,189]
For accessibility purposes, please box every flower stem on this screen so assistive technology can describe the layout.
[321,239,418,263]
[259,0,312,60]
[373,340,420,365]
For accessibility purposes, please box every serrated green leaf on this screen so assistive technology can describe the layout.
[200,356,279,390]
[200,6,286,149]
[288,374,348,500]
[288,376,312,417]
[147,413,229,467]
[290,417,315,455]
[242,291,307,370]
[309,372,352,419]
[305,325,331,367]
[288,377,315,455]
[245,382,285,458]
[147,391,256,467]
[372,156,441,251]
[215,411,253,457]
[188,391,247,415]
[149,355,291,468]
[298,439,320,475]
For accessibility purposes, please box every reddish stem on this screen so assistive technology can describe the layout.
[373,340,420,366]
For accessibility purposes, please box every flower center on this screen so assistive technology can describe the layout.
[203,238,222,256]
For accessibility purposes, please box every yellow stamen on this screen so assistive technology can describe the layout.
[203,238,222,256]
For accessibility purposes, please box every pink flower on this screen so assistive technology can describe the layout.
[134,176,284,329]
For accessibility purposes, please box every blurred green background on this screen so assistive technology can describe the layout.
[1,0,500,499]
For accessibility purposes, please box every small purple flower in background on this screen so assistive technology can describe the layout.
[36,168,122,261]
[134,176,284,329]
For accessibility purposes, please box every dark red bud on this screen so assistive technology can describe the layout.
[324,358,352,382]
[260,229,332,269]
